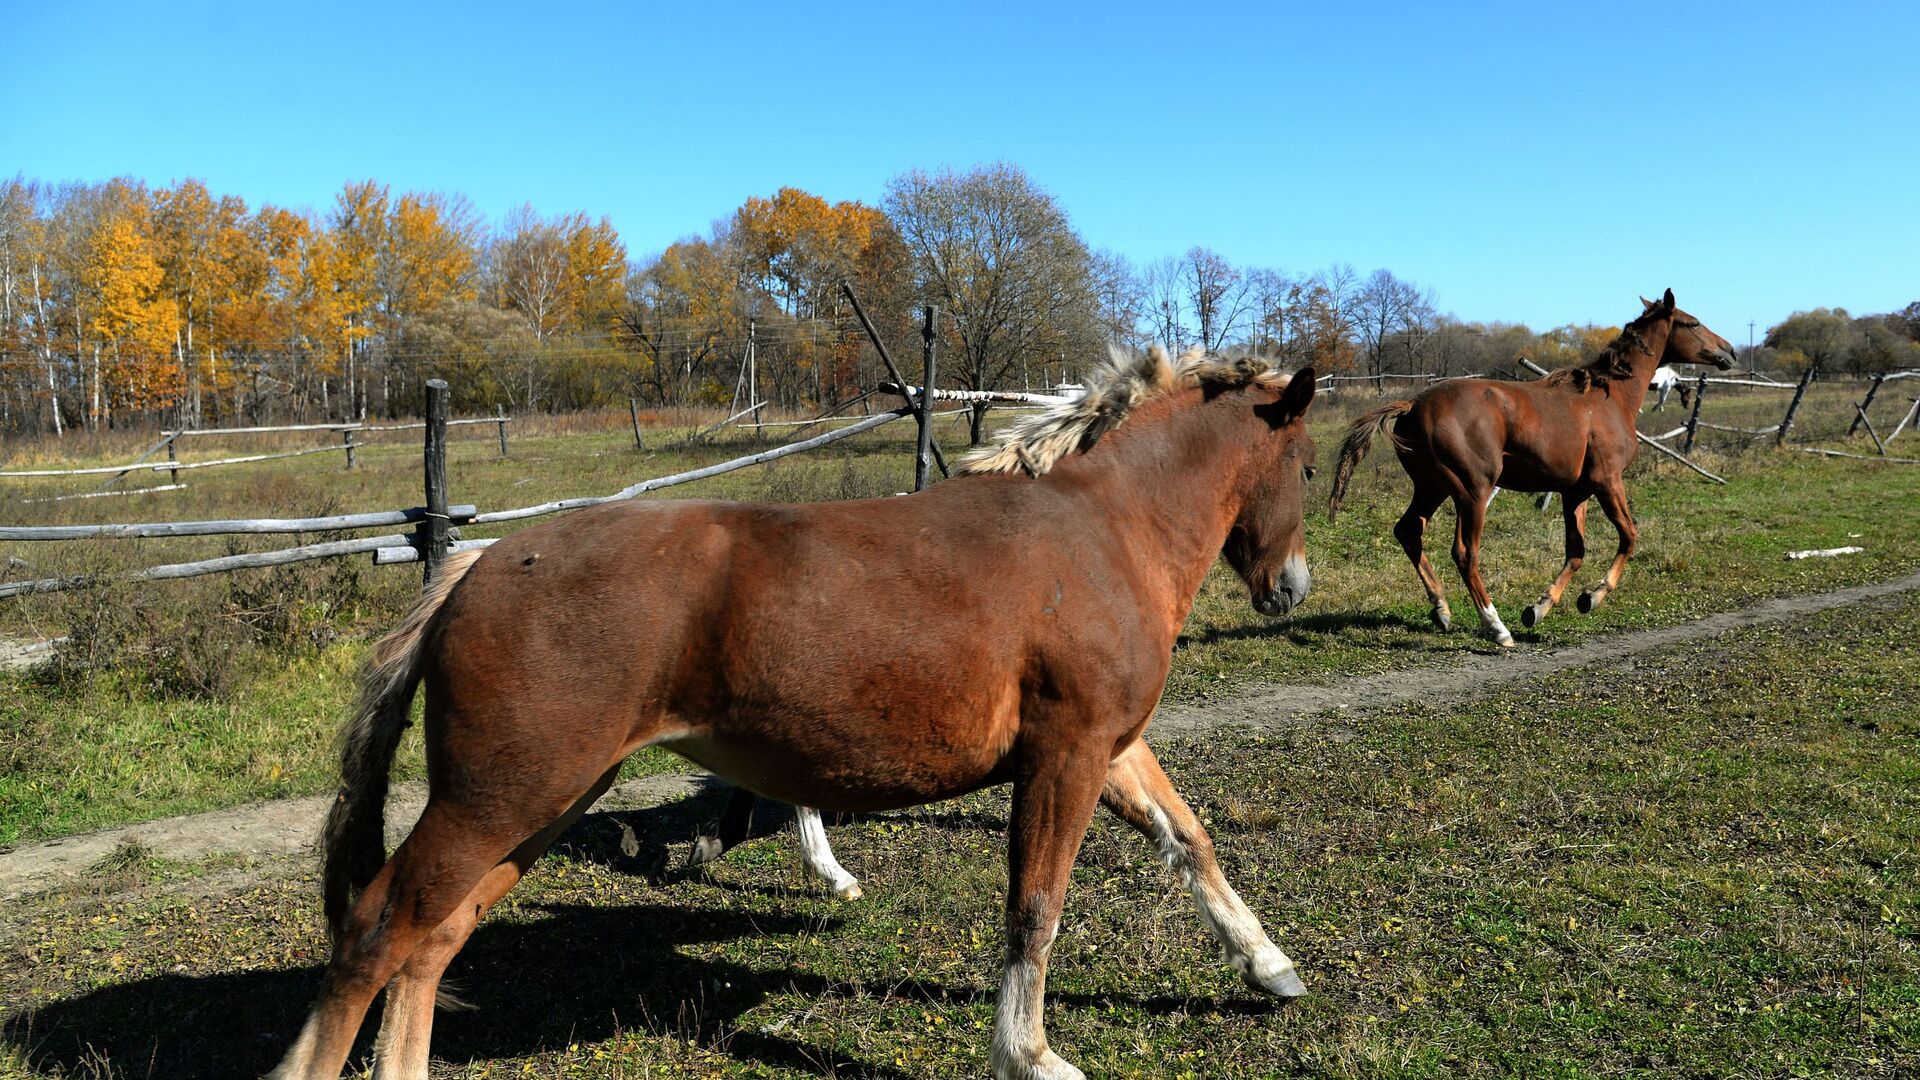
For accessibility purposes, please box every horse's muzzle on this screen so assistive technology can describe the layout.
[1253,557,1311,617]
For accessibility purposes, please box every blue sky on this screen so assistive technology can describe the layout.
[4,1,1915,338]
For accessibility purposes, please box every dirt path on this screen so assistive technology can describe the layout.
[5,566,1917,901]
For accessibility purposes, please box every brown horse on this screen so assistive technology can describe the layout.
[1326,290,1734,646]
[271,347,1320,1080]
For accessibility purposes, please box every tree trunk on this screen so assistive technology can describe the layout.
[969,401,989,446]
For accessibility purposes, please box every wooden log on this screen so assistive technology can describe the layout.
[342,428,357,470]
[146,444,348,471]
[917,306,937,491]
[496,405,510,456]
[472,406,913,526]
[0,504,476,541]
[878,383,1075,406]
[0,534,414,599]
[1856,404,1888,455]
[1848,373,1887,437]
[1799,448,1920,464]
[1703,377,1796,389]
[421,379,450,584]
[1884,397,1920,445]
[1637,431,1726,483]
[372,538,496,566]
[1776,364,1818,445]
[166,422,359,437]
[1697,421,1779,435]
[95,430,181,491]
[21,484,188,504]
[1682,372,1708,453]
[842,283,949,478]
[1646,425,1687,442]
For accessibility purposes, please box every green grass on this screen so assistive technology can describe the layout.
[5,590,1915,1078]
[2,397,1918,844]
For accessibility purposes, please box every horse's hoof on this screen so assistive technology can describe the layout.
[687,835,723,868]
[1576,591,1597,614]
[835,880,864,901]
[1431,607,1452,631]
[1521,603,1544,628]
[1241,946,1308,998]
[1494,633,1515,648]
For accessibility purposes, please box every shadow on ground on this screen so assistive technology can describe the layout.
[6,787,1253,1079]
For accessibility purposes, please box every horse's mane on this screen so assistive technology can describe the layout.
[1541,322,1650,394]
[957,345,1290,477]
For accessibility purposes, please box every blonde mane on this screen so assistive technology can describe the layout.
[957,345,1292,477]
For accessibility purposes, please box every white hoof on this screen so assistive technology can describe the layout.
[1240,945,1308,998]
[832,878,864,901]
[1479,604,1514,647]
[996,1049,1086,1080]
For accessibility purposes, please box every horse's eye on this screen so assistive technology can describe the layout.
[1303,465,1318,482]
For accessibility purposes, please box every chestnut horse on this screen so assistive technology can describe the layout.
[271,347,1320,1080]
[1326,290,1734,646]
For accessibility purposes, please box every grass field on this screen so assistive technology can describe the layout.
[5,584,1914,1078]
[3,381,1920,845]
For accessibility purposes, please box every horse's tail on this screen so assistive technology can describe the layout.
[1327,400,1413,523]
[322,547,486,939]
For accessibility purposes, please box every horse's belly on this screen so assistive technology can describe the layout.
[655,680,1024,812]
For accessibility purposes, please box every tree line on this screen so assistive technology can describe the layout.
[2,165,1915,441]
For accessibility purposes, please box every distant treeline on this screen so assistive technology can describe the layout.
[1,167,1914,439]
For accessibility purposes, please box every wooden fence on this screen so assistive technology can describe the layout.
[1,307,953,601]
[0,411,513,494]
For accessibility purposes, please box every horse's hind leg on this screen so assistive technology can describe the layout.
[1578,478,1637,613]
[794,807,862,899]
[1523,494,1588,628]
[370,766,618,1080]
[270,805,525,1080]
[688,786,758,868]
[1451,489,1513,646]
[1394,488,1452,630]
[1100,741,1304,997]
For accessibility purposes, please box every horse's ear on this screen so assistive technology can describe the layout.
[1661,287,1675,311]
[1262,368,1316,426]
[1640,295,1656,311]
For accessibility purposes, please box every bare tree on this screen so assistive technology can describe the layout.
[494,204,571,344]
[1143,255,1185,352]
[1181,246,1252,353]
[885,163,1098,444]
[1088,247,1143,350]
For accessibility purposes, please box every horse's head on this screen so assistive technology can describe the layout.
[1641,289,1737,370]
[1223,368,1318,617]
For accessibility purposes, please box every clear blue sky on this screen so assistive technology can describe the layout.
[4,1,1915,339]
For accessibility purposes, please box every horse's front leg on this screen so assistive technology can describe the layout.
[993,751,1107,1080]
[1100,740,1305,997]
[1577,479,1637,613]
[1523,494,1588,628]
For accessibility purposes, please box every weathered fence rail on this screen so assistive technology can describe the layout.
[0,415,512,481]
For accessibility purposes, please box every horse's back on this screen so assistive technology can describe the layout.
[1400,379,1593,492]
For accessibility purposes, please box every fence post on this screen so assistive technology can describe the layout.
[1682,372,1708,453]
[166,437,179,485]
[842,283,948,478]
[496,404,510,456]
[421,379,451,584]
[1848,373,1886,438]
[917,306,937,491]
[342,428,357,470]
[629,396,646,450]
[1776,364,1818,446]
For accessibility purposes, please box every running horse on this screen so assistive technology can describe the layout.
[1326,290,1734,646]
[271,347,1320,1080]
